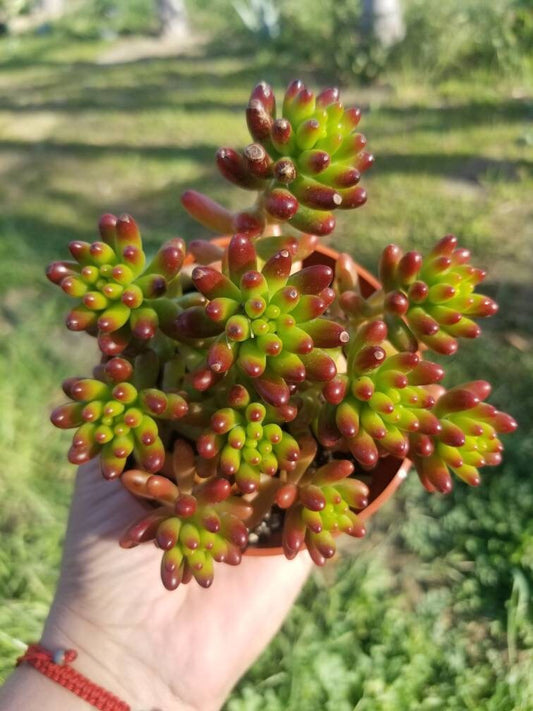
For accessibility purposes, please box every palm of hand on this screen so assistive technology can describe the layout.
[42,460,311,710]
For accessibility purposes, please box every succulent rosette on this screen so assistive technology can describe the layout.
[242,80,372,236]
[379,235,498,354]
[120,441,251,589]
[46,213,185,354]
[51,356,188,479]
[411,381,517,493]
[197,387,300,493]
[46,79,516,591]
[317,320,444,468]
[176,233,346,408]
[282,459,369,566]
[181,80,372,238]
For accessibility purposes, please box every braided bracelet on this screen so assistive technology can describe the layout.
[17,643,130,711]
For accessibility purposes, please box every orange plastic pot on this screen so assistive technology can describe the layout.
[185,237,410,556]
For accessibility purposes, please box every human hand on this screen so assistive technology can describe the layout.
[34,459,311,710]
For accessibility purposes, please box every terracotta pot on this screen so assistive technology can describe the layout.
[185,237,410,556]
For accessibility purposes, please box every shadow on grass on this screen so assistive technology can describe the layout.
[0,93,247,114]
[376,152,533,182]
[378,97,533,131]
[2,85,532,128]
[0,213,91,268]
[0,167,237,269]
[2,43,531,132]
[0,138,219,162]
[0,46,293,98]
[2,135,531,190]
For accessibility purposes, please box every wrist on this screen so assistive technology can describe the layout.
[40,599,208,711]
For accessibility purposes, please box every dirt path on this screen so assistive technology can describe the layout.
[96,32,205,65]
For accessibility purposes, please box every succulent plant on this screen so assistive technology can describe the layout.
[48,79,517,589]
[176,233,345,408]
[410,380,517,493]
[181,80,372,239]
[279,450,369,566]
[119,441,251,589]
[318,319,444,468]
[47,214,185,354]
[379,235,496,354]
[197,390,300,494]
[51,356,188,479]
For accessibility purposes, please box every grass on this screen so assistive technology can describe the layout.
[0,30,532,708]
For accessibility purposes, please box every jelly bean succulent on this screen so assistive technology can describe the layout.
[47,79,517,590]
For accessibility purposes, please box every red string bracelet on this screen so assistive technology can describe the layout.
[16,643,131,711]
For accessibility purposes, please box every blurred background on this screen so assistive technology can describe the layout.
[0,0,532,708]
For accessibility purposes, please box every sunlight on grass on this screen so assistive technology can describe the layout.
[0,287,97,678]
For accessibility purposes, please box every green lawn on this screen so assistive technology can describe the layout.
[1,33,533,709]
